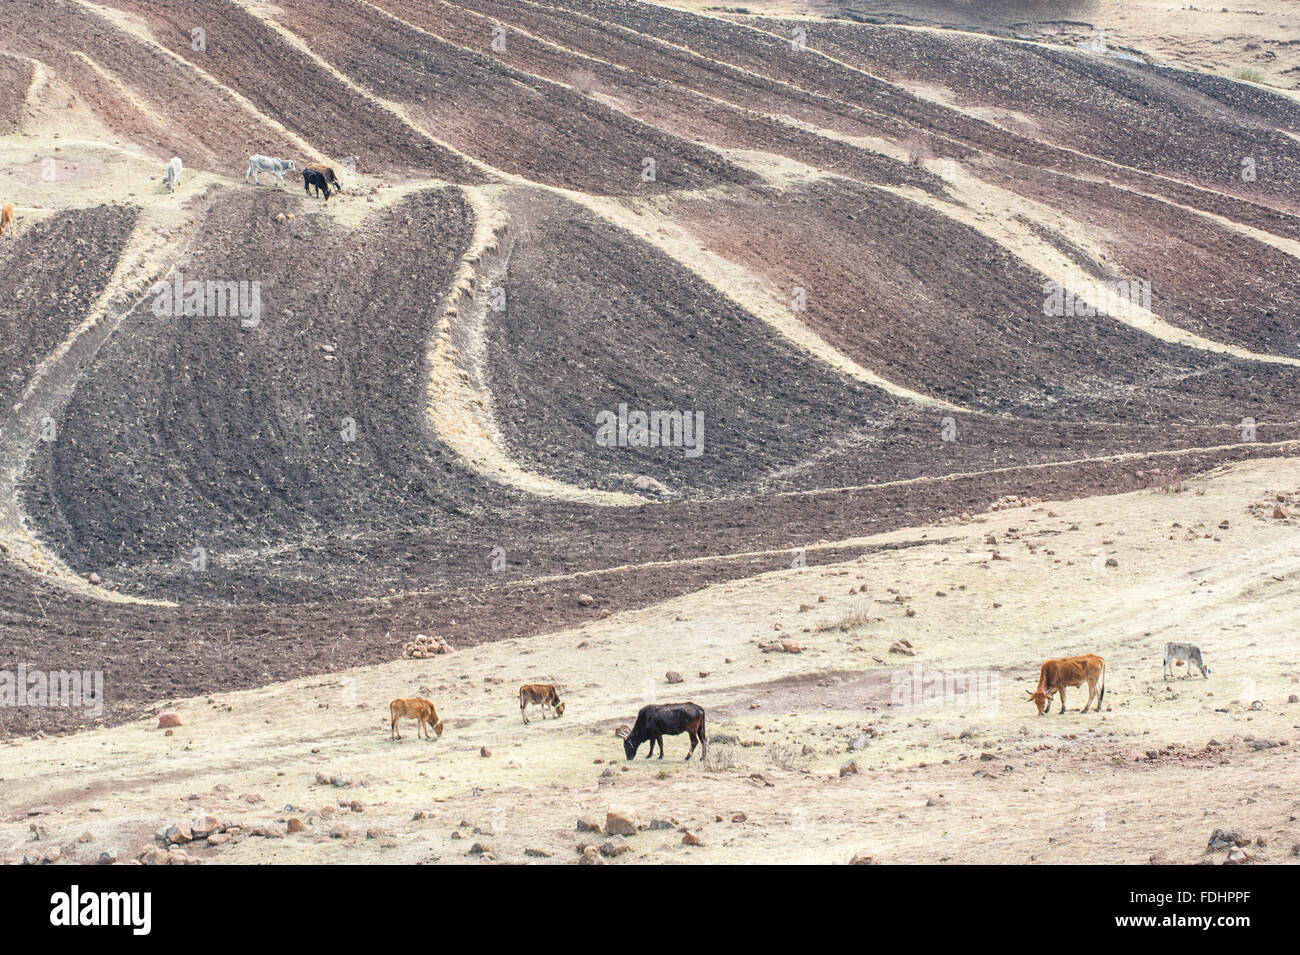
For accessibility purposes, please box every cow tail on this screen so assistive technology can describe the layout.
[699,709,707,742]
[1099,659,1106,705]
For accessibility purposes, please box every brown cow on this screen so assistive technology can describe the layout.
[519,683,565,724]
[303,163,342,197]
[389,697,444,740]
[1028,654,1106,714]
[0,203,14,237]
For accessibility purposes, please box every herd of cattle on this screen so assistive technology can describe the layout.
[387,642,1210,759]
[159,153,346,200]
[0,151,348,243]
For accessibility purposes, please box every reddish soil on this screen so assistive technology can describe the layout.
[98,0,485,180]
[966,153,1300,356]
[669,179,1300,421]
[2,0,298,174]
[781,17,1300,212]
[268,0,752,195]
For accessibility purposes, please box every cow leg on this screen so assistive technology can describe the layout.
[1082,683,1094,713]
[656,736,665,759]
[686,730,698,760]
[1057,688,1066,714]
[521,702,528,725]
[392,717,401,740]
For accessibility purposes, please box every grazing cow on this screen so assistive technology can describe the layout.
[1028,654,1106,714]
[519,683,565,724]
[621,702,707,761]
[389,697,444,740]
[302,167,331,201]
[244,154,297,187]
[165,156,182,193]
[0,203,13,237]
[1164,642,1210,680]
[303,162,342,197]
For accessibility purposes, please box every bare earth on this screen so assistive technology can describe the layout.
[683,0,1300,92]
[4,457,1297,865]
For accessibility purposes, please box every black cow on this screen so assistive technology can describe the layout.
[620,703,707,761]
[302,167,331,201]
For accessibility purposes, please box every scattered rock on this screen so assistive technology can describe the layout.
[401,633,454,658]
[605,807,639,836]
[157,713,182,729]
[681,831,702,846]
[600,836,632,857]
[665,671,683,684]
[1208,827,1247,850]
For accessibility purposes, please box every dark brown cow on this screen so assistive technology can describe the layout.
[621,702,707,760]
[1028,654,1106,714]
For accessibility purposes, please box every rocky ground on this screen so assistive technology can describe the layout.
[3,458,1297,864]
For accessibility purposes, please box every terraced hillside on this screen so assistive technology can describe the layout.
[0,0,1297,738]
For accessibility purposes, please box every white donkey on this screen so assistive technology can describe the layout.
[165,156,183,193]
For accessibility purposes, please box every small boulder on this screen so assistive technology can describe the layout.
[605,807,639,836]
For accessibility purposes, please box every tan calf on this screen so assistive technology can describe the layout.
[390,697,444,740]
